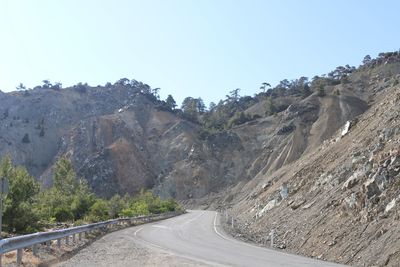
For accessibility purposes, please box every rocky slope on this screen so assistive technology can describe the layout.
[212,64,400,266]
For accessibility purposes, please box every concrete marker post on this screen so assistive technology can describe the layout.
[16,249,22,266]
[270,229,275,248]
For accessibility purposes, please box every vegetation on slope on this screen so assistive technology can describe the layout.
[0,155,181,234]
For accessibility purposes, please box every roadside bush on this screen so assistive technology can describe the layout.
[54,206,74,222]
[1,157,41,233]
[87,199,109,222]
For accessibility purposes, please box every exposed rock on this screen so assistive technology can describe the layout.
[261,182,271,190]
[277,124,295,135]
[258,199,279,217]
[342,170,364,190]
[384,198,396,214]
[344,193,357,209]
[371,168,390,190]
[290,198,306,210]
[341,121,351,137]
[364,178,381,199]
[302,200,316,210]
[280,183,289,199]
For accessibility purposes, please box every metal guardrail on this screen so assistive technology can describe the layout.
[0,210,183,266]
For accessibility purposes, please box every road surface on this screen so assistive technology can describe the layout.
[57,210,346,267]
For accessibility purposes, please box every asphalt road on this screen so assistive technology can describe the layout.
[132,210,345,267]
[58,210,346,267]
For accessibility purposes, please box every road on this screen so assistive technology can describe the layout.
[57,210,346,267]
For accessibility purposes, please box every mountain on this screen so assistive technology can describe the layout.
[1,52,399,265]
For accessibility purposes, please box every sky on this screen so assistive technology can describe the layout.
[0,0,399,106]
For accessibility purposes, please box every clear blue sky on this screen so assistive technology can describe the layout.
[0,0,399,106]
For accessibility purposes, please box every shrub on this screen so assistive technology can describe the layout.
[88,199,109,221]
[54,206,74,222]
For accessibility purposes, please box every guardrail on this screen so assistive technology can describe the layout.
[0,210,183,266]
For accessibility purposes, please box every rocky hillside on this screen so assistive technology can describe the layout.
[0,52,399,265]
[211,58,400,266]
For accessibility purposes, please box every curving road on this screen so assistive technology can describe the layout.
[58,210,346,267]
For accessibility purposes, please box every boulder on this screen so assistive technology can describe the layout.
[262,181,271,190]
[258,199,279,217]
[385,199,396,214]
[344,193,357,209]
[280,183,289,199]
[364,178,381,199]
[371,168,390,190]
[342,170,364,190]
[341,121,351,137]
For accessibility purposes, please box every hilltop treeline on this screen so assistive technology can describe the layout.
[13,51,400,133]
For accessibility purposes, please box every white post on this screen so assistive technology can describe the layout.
[270,229,275,247]
[231,217,234,228]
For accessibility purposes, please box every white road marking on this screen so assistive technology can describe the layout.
[152,225,171,230]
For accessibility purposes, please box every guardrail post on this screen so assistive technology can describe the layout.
[0,254,2,267]
[79,232,82,241]
[65,235,69,245]
[33,244,38,256]
[47,240,51,250]
[72,234,76,243]
[16,248,22,266]
[57,239,61,248]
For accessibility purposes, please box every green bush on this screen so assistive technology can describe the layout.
[1,157,40,233]
[54,206,74,222]
[88,199,109,221]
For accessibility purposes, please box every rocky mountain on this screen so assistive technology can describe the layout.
[0,52,399,265]
[208,57,400,266]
